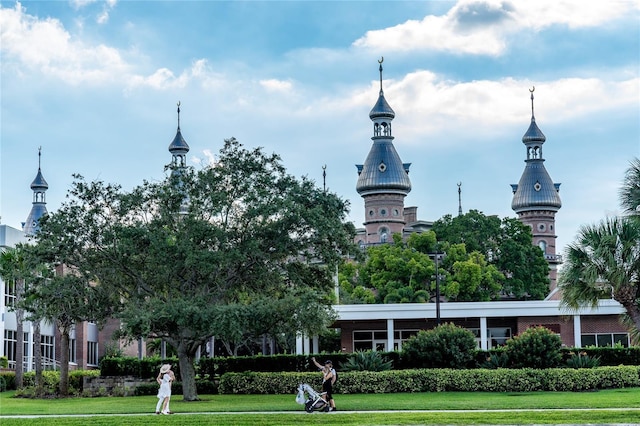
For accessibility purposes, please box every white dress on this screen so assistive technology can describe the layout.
[157,373,171,399]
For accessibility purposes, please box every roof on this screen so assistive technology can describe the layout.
[168,128,190,154]
[356,140,411,195]
[511,160,562,212]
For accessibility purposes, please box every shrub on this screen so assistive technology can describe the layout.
[401,323,477,369]
[566,352,600,369]
[506,326,562,369]
[340,351,393,372]
[0,356,8,368]
[0,372,15,390]
[217,366,640,394]
[482,350,509,369]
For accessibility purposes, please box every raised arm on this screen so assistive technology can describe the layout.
[311,357,323,369]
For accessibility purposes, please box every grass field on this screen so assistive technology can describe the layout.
[1,389,640,425]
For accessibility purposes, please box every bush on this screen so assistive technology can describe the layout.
[99,356,180,379]
[0,356,8,368]
[506,326,562,369]
[217,366,640,394]
[566,352,600,369]
[340,351,393,372]
[0,372,15,391]
[401,323,478,369]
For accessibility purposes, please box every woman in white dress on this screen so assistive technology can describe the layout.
[155,364,174,414]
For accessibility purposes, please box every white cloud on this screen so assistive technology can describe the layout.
[259,79,294,93]
[353,0,637,55]
[0,2,128,84]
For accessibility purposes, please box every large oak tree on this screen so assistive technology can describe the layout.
[29,138,356,401]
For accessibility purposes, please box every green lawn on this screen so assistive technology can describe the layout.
[1,389,640,425]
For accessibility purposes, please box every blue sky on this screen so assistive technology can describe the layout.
[1,0,639,257]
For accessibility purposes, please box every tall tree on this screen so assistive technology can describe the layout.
[20,262,114,397]
[0,247,27,388]
[433,210,550,299]
[560,217,640,332]
[561,158,640,335]
[30,138,355,401]
[620,157,640,216]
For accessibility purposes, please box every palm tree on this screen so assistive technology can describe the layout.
[620,157,640,216]
[0,247,26,388]
[560,216,640,333]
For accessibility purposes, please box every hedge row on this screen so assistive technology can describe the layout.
[0,370,100,393]
[99,347,640,378]
[218,366,640,394]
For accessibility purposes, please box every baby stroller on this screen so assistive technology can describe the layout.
[296,383,330,413]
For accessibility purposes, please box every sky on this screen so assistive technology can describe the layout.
[1,0,639,258]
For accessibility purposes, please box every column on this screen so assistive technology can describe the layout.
[387,319,394,352]
[480,317,488,351]
[573,315,582,348]
[296,334,303,355]
[312,335,319,354]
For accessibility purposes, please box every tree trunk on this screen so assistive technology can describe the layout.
[176,342,199,401]
[623,301,640,337]
[58,328,70,397]
[14,307,24,389]
[33,321,43,397]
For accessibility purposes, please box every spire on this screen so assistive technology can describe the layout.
[167,101,190,171]
[356,58,411,196]
[369,57,395,122]
[322,164,327,192]
[457,182,462,216]
[511,88,561,213]
[24,147,49,236]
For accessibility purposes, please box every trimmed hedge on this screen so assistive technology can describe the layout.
[99,356,180,380]
[218,366,640,394]
[97,347,640,380]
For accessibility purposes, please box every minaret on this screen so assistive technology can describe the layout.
[24,147,48,236]
[166,102,190,215]
[167,101,190,175]
[511,88,562,296]
[356,58,411,244]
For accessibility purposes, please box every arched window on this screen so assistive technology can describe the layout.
[379,227,389,243]
[538,240,547,254]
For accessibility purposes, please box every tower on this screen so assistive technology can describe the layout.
[356,58,411,244]
[511,88,562,295]
[166,102,190,216]
[167,101,190,174]
[23,147,48,236]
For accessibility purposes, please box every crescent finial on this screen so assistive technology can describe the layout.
[529,86,535,93]
[378,56,384,64]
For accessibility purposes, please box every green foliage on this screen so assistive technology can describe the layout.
[339,351,393,372]
[99,356,179,379]
[481,351,510,369]
[27,138,357,401]
[433,211,550,300]
[401,323,478,369]
[0,356,8,368]
[506,326,562,369]
[218,366,640,394]
[0,372,15,391]
[566,352,600,369]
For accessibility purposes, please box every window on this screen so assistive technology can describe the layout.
[4,279,16,307]
[581,333,629,347]
[87,341,99,366]
[4,330,17,368]
[469,327,512,349]
[352,329,418,352]
[41,335,55,369]
[69,338,77,364]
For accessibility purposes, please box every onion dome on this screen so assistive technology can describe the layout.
[511,88,561,212]
[356,58,411,196]
[24,147,48,236]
